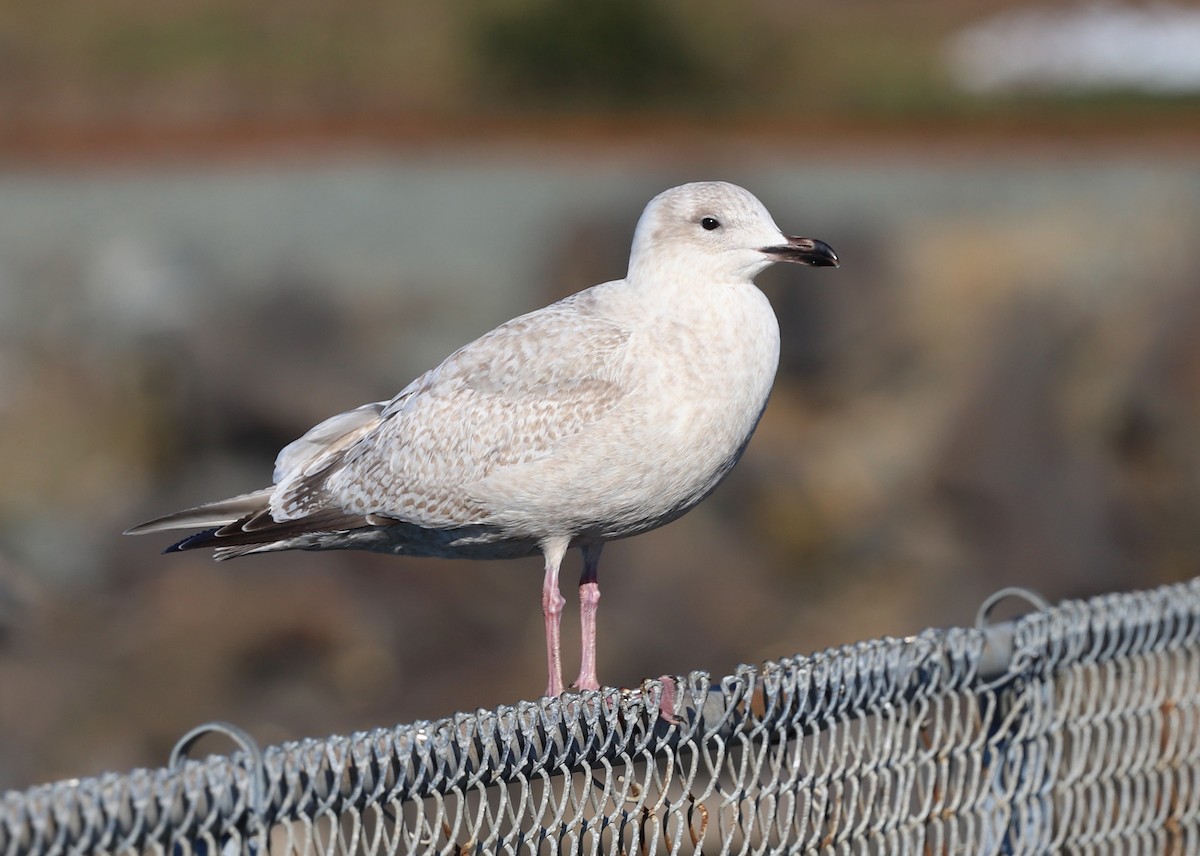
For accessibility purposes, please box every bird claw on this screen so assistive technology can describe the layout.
[656,675,682,725]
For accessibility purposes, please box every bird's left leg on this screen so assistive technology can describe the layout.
[574,543,603,691]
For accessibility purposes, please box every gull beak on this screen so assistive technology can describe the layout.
[761,236,839,267]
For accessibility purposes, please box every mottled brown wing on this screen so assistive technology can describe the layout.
[270,291,632,528]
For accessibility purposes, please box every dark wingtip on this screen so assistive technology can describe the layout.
[164,528,220,553]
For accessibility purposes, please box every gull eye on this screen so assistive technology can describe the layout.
[700,216,721,231]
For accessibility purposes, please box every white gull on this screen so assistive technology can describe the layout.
[126,181,838,697]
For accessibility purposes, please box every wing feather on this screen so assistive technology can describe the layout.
[123,489,274,534]
[272,289,632,527]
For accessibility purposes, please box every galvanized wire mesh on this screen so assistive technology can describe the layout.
[4,578,1199,855]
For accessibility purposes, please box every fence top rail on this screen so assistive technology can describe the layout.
[3,577,1198,855]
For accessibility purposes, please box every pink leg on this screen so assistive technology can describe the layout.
[574,543,603,691]
[541,539,568,697]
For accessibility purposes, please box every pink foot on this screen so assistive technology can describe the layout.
[657,675,681,725]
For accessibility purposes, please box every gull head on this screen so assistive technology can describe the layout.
[628,181,838,285]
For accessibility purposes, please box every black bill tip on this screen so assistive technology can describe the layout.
[761,236,839,268]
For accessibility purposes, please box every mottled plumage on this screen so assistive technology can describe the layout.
[127,181,838,696]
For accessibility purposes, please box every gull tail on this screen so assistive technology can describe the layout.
[125,488,377,560]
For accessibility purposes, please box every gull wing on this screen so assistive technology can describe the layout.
[270,288,633,528]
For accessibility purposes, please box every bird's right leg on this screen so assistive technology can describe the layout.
[540,538,569,697]
[574,543,603,692]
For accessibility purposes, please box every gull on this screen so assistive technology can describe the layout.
[126,181,838,697]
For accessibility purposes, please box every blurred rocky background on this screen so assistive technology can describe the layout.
[2,1,1199,790]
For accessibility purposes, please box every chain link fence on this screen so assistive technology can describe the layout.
[3,578,1198,855]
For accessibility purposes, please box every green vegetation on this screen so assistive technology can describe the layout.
[473,0,706,107]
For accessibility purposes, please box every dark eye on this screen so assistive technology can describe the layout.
[700,216,721,231]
